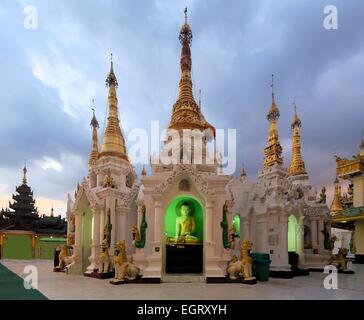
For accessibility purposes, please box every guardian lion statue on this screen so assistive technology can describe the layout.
[110,241,140,284]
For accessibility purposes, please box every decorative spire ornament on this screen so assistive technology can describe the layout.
[330,177,344,215]
[89,100,100,166]
[263,74,283,167]
[289,99,307,176]
[168,8,215,136]
[22,160,27,185]
[100,55,128,161]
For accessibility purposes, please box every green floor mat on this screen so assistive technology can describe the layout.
[0,262,48,300]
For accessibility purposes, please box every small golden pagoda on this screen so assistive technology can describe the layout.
[330,177,344,215]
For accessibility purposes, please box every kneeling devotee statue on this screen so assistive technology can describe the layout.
[175,202,199,244]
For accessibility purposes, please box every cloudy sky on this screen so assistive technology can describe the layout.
[0,0,363,216]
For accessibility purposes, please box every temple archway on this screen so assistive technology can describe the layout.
[164,195,204,274]
[233,214,241,238]
[288,214,298,252]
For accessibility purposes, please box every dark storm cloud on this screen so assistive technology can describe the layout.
[0,0,363,207]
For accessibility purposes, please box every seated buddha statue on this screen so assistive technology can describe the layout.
[175,202,199,244]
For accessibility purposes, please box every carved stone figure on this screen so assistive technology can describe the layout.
[98,239,111,273]
[226,255,240,280]
[304,225,312,249]
[111,241,140,284]
[240,240,256,281]
[104,169,116,189]
[56,244,72,270]
[132,205,147,248]
[330,247,354,273]
[226,240,256,283]
[318,187,327,204]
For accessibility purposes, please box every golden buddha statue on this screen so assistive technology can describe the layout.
[175,202,199,244]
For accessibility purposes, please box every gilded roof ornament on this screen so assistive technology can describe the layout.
[330,176,344,214]
[263,74,283,167]
[168,9,215,136]
[89,101,100,166]
[289,100,306,176]
[100,56,128,161]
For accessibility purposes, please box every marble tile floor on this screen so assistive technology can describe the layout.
[1,259,364,300]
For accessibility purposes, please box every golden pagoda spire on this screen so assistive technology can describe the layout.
[263,74,283,167]
[288,99,307,176]
[22,161,27,185]
[89,100,99,166]
[168,8,215,135]
[100,54,128,161]
[330,177,344,215]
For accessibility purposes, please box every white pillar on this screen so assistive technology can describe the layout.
[205,201,214,244]
[74,212,82,247]
[311,218,318,252]
[318,218,325,254]
[99,207,105,245]
[118,207,128,250]
[87,207,101,272]
[67,211,83,275]
[242,220,251,241]
[135,204,144,255]
[110,198,117,253]
[154,200,163,244]
[297,217,305,265]
[279,215,289,269]
[93,207,101,245]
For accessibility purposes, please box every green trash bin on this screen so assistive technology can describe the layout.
[251,252,271,281]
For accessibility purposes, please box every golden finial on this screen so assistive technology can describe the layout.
[168,12,215,136]
[330,176,343,215]
[106,53,118,88]
[100,56,128,161]
[90,99,99,128]
[22,160,27,185]
[291,97,301,128]
[267,74,279,121]
[289,100,306,176]
[89,100,100,166]
[263,75,282,167]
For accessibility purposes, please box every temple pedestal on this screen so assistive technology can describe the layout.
[165,244,203,273]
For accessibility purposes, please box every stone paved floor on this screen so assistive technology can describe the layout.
[1,259,364,300]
